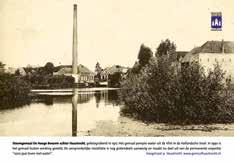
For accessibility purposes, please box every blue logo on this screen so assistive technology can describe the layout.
[211,12,222,31]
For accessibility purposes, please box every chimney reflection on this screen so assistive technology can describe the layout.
[72,88,78,136]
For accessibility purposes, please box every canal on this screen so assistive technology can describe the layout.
[1,88,234,136]
[0,89,122,136]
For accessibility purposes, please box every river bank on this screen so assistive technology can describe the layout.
[86,116,234,136]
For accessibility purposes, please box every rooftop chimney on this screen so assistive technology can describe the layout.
[221,39,225,53]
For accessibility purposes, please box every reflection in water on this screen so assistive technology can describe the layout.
[0,89,122,136]
[39,96,54,105]
[107,90,121,106]
[94,90,121,108]
[34,93,94,105]
[72,88,78,136]
[0,99,31,110]
[94,91,101,108]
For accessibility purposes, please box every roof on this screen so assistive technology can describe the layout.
[176,51,188,58]
[181,47,200,63]
[198,41,234,53]
[181,40,234,63]
[77,64,95,74]
[55,64,94,75]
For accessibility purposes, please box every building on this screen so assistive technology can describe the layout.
[53,64,95,84]
[182,40,234,83]
[100,65,128,81]
[5,67,17,74]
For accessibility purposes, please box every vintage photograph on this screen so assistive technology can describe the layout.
[0,0,234,136]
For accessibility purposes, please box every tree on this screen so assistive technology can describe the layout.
[44,62,54,75]
[108,72,122,87]
[156,39,176,58]
[15,69,20,76]
[95,62,102,74]
[24,64,33,74]
[138,44,153,67]
[0,61,5,67]
[0,61,5,73]
[95,62,102,81]
[121,54,234,124]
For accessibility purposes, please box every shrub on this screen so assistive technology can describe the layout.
[121,57,234,124]
[24,74,74,89]
[0,74,31,109]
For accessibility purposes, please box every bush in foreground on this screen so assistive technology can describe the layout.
[121,57,234,124]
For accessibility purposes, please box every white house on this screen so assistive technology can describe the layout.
[182,40,234,83]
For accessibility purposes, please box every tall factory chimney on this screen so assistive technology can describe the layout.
[72,4,78,136]
[72,4,78,75]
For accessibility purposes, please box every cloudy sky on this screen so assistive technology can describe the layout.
[0,0,234,70]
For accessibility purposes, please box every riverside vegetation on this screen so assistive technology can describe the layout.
[0,62,75,109]
[0,73,31,109]
[0,73,74,109]
[121,41,234,124]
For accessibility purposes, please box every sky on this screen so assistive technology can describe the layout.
[0,0,234,71]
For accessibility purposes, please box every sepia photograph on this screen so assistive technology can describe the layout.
[0,0,234,136]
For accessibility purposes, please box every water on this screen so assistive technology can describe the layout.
[0,89,123,136]
[1,88,234,136]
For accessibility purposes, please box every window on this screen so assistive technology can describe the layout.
[207,58,209,62]
[230,58,232,62]
[227,75,232,83]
